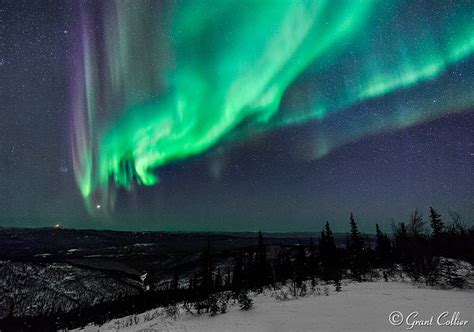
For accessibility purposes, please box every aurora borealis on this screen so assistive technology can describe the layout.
[71,0,474,212]
[2,1,474,231]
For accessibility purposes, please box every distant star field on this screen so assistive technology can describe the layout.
[2,1,473,231]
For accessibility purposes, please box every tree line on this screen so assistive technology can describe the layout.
[2,207,472,330]
[167,207,472,316]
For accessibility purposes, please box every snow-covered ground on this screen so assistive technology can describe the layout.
[76,281,473,332]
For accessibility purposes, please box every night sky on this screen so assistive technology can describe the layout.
[1,1,473,232]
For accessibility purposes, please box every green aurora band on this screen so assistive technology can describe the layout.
[71,0,474,212]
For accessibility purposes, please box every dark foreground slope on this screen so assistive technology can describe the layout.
[0,227,353,330]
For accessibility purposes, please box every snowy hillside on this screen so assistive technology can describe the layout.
[0,260,141,319]
[76,281,474,331]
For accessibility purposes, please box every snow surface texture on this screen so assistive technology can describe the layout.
[77,281,473,332]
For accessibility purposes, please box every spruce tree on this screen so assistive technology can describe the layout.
[319,221,341,282]
[254,230,270,288]
[256,231,266,266]
[429,207,444,237]
[214,268,222,291]
[429,207,444,256]
[347,213,367,281]
[294,242,307,287]
[200,239,213,296]
[308,237,318,279]
[400,211,429,281]
[375,223,392,267]
[232,252,244,293]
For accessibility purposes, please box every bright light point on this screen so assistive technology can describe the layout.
[54,224,61,228]
[96,204,101,209]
